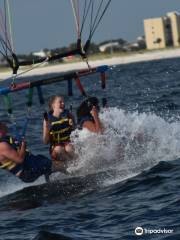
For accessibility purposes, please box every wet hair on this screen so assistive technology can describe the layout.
[76,97,99,123]
[48,95,64,113]
[0,122,8,133]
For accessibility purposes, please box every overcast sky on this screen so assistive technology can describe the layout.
[2,0,180,54]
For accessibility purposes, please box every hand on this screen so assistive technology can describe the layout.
[90,106,98,119]
[43,111,48,121]
[21,137,27,148]
[69,118,73,126]
[17,137,26,154]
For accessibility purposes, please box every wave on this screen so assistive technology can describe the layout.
[1,107,180,199]
[32,230,72,240]
[0,159,179,212]
[68,107,180,185]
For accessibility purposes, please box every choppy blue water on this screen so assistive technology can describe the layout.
[0,57,180,240]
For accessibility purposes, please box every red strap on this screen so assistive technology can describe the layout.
[74,77,87,96]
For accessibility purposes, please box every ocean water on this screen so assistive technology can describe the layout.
[0,57,180,239]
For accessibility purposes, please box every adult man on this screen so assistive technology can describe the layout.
[0,122,66,182]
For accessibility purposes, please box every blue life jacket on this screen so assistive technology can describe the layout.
[48,109,73,145]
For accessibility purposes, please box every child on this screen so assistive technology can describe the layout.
[43,95,75,163]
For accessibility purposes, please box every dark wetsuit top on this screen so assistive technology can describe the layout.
[0,136,52,183]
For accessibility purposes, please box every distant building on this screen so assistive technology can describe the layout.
[144,17,167,49]
[144,11,180,50]
[135,36,146,49]
[99,42,119,52]
[32,50,47,58]
[167,12,180,47]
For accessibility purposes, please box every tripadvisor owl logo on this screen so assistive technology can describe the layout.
[135,227,144,236]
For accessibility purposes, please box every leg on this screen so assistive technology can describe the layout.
[51,145,72,174]
[65,143,79,164]
[20,154,52,183]
[65,143,75,158]
[51,160,68,174]
[51,145,66,161]
[53,144,75,162]
[45,174,50,183]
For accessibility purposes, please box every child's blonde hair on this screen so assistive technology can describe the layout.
[48,95,64,112]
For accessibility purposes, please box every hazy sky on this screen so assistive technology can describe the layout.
[2,0,180,54]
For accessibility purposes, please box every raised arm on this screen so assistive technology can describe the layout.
[83,106,104,134]
[43,118,50,144]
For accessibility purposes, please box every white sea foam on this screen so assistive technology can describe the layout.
[0,172,45,198]
[68,107,180,186]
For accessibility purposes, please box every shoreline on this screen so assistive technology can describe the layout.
[0,48,180,80]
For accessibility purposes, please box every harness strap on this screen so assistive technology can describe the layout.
[50,127,71,135]
[51,118,69,125]
[0,161,16,169]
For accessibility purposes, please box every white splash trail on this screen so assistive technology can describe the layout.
[69,107,180,186]
[1,107,180,197]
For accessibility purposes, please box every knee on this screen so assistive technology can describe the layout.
[53,145,64,154]
[65,144,74,153]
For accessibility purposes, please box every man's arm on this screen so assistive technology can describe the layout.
[18,139,26,159]
[83,121,98,133]
[0,142,24,163]
[83,106,104,134]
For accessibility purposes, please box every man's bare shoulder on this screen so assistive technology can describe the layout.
[0,142,11,150]
[83,120,95,127]
[83,121,96,132]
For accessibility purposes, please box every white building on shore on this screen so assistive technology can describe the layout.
[32,50,47,58]
[99,42,119,52]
